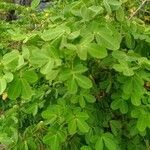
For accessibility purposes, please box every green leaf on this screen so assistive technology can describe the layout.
[75,74,92,89]
[68,119,77,135]
[102,133,117,150]
[81,146,92,150]
[31,0,40,9]
[40,26,68,42]
[75,111,89,121]
[30,49,49,67]
[59,70,72,81]
[68,78,78,94]
[77,34,94,60]
[21,79,33,100]
[103,0,112,14]
[77,45,87,60]
[22,70,38,84]
[68,30,80,40]
[113,62,134,76]
[22,45,30,60]
[0,133,13,145]
[77,119,90,133]
[40,60,55,74]
[95,137,104,150]
[80,6,90,21]
[79,96,86,108]
[111,99,128,114]
[110,120,121,136]
[46,70,59,81]
[73,64,88,74]
[43,133,60,150]
[87,43,107,59]
[137,114,148,132]
[96,27,121,50]
[2,50,19,65]
[0,78,7,95]
[123,76,144,106]
[116,7,124,22]
[3,72,13,83]
[83,94,96,103]
[8,78,21,100]
[43,130,66,150]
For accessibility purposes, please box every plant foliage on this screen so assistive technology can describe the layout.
[0,0,150,149]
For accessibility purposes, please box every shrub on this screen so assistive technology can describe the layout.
[0,0,150,149]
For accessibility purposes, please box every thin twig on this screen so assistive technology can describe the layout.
[129,0,148,20]
[140,9,150,14]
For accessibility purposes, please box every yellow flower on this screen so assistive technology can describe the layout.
[2,92,8,101]
[45,13,49,17]
[31,13,36,17]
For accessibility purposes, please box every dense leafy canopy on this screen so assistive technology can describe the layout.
[0,0,150,149]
